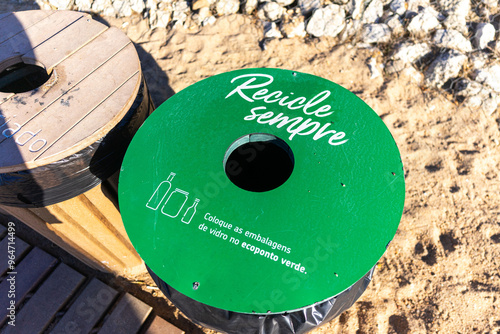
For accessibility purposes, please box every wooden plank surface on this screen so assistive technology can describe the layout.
[144,316,186,334]
[0,12,86,61]
[0,10,141,172]
[0,247,56,324]
[0,11,53,47]
[51,278,118,334]
[0,24,139,171]
[0,235,30,276]
[97,293,152,334]
[3,263,85,334]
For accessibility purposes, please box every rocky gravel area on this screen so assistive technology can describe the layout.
[25,0,500,114]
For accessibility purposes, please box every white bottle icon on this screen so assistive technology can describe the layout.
[161,188,189,218]
[146,172,176,210]
[181,199,199,224]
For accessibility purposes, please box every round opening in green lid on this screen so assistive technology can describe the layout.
[223,133,294,192]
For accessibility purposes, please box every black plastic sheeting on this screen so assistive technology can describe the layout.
[147,265,374,334]
[0,76,154,208]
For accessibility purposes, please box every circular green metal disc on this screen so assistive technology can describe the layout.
[119,68,405,314]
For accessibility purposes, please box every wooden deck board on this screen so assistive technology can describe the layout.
[0,235,30,276]
[3,263,85,334]
[0,247,57,325]
[144,315,186,334]
[97,293,152,334]
[51,278,118,334]
[0,225,180,334]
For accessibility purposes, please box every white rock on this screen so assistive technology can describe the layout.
[281,11,307,38]
[339,19,362,41]
[390,0,406,15]
[392,42,432,63]
[433,29,472,53]
[203,15,217,25]
[474,23,495,50]
[198,6,212,20]
[306,4,346,37]
[131,0,146,13]
[454,78,499,114]
[113,0,133,16]
[424,50,467,87]
[401,66,424,85]
[258,2,285,21]
[407,7,441,35]
[362,0,383,24]
[442,13,467,34]
[151,9,173,28]
[362,23,391,43]
[385,14,404,35]
[437,0,469,15]
[75,0,92,11]
[216,0,240,15]
[172,1,190,23]
[367,57,382,79]
[192,0,215,10]
[49,0,72,9]
[264,21,283,38]
[346,0,365,20]
[406,0,429,15]
[244,0,259,13]
[386,41,430,72]
[475,64,500,93]
[481,0,497,8]
[454,78,484,97]
[482,95,499,115]
[299,0,321,16]
[193,7,210,25]
[92,0,115,16]
[276,0,295,6]
[469,52,488,71]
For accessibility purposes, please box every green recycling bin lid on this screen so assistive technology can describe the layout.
[119,68,405,314]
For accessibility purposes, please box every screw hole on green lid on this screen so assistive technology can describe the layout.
[392,172,396,176]
[292,72,297,76]
[193,282,200,290]
[341,183,346,187]
[334,272,339,277]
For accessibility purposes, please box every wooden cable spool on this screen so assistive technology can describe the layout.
[0,10,153,276]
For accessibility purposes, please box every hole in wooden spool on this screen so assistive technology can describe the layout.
[0,58,51,93]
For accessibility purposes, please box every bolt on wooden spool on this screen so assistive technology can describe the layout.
[0,10,154,276]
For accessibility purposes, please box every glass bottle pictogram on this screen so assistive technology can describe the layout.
[146,172,175,210]
[181,198,200,224]
[161,188,189,218]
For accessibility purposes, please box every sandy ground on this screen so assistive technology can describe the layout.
[1,4,500,333]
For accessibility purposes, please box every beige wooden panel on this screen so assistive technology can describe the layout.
[0,183,144,276]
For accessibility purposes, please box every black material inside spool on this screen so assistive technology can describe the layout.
[224,134,294,192]
[0,61,51,93]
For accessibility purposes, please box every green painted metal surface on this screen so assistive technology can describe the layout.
[119,68,405,314]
